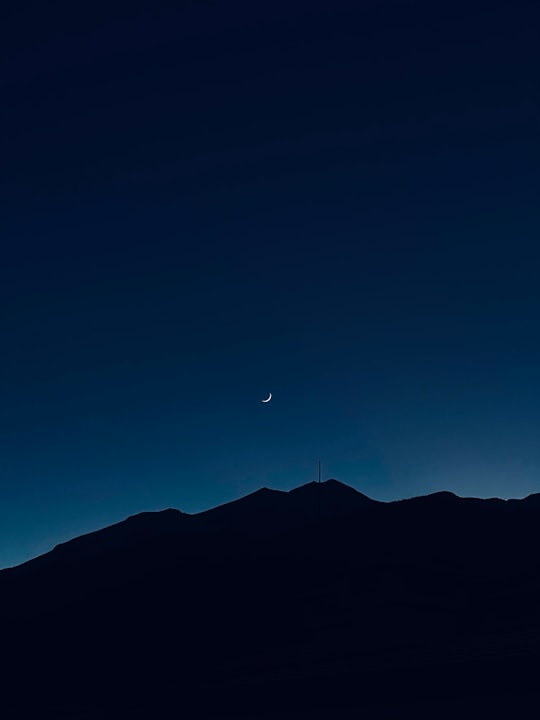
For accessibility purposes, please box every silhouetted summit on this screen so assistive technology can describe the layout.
[1,479,539,719]
[194,479,379,535]
[289,477,377,505]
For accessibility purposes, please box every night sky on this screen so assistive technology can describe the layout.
[1,0,539,568]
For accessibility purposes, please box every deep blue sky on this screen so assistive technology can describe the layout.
[1,0,539,568]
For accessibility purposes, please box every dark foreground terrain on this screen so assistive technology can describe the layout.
[1,480,539,718]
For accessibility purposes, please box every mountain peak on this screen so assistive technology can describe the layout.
[288,478,376,503]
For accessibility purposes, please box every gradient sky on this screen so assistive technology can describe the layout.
[1,0,539,568]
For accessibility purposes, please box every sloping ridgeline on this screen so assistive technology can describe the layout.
[1,480,539,718]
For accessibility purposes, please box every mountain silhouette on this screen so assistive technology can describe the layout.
[1,480,539,719]
[7,479,375,574]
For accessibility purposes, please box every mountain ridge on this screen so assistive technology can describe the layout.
[1,477,539,718]
[4,479,540,573]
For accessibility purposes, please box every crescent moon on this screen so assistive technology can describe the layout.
[261,393,272,403]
